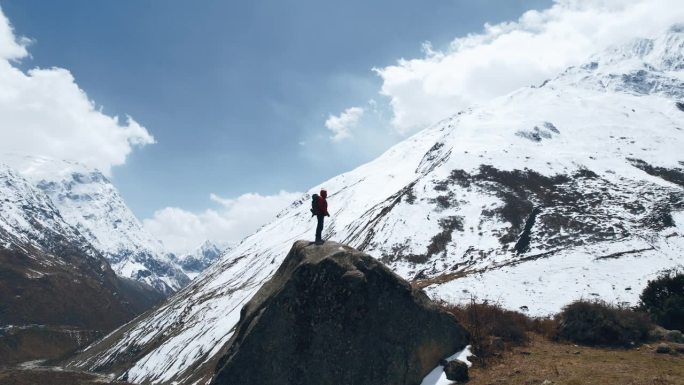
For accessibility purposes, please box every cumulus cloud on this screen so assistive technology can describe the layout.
[325,106,364,141]
[143,190,302,255]
[0,9,28,60]
[375,0,684,134]
[0,7,153,175]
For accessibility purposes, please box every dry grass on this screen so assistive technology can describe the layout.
[467,334,684,385]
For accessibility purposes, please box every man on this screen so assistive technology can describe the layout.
[314,188,329,244]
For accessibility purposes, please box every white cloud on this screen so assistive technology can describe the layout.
[0,9,28,60]
[375,0,684,134]
[143,190,302,255]
[325,106,364,141]
[0,7,153,175]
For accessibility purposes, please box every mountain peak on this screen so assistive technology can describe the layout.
[595,25,684,71]
[176,239,228,279]
[659,24,684,69]
[549,26,684,98]
[0,163,88,254]
[1,156,190,295]
[2,153,107,183]
[199,239,221,252]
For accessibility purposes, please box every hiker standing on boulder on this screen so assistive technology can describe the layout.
[311,188,329,244]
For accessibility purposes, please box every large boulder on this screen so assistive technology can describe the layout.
[211,240,469,385]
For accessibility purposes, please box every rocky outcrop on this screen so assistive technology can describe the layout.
[211,241,468,385]
[443,359,469,382]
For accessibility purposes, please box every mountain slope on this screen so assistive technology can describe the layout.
[68,27,684,384]
[5,155,190,295]
[0,164,163,365]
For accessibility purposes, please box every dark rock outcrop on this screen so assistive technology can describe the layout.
[211,240,469,385]
[443,359,469,382]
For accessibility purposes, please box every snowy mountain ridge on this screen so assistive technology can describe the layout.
[561,25,684,98]
[0,164,166,350]
[4,154,190,294]
[0,163,97,258]
[173,240,228,279]
[68,27,684,385]
[600,24,684,71]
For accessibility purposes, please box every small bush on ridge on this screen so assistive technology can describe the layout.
[556,300,652,347]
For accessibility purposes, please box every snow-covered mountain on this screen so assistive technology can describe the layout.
[0,164,162,333]
[0,163,95,256]
[69,27,684,384]
[174,240,228,279]
[5,155,190,295]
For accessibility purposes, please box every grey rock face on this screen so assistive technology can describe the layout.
[211,240,469,385]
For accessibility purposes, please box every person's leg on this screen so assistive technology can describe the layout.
[316,215,324,242]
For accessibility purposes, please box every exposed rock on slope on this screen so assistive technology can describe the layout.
[211,241,468,385]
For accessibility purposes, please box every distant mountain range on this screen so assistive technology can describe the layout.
[173,240,229,280]
[4,155,191,295]
[3,155,231,296]
[0,155,230,363]
[67,26,684,385]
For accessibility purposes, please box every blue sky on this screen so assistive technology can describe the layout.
[2,0,552,219]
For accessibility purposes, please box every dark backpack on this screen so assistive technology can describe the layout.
[311,194,320,216]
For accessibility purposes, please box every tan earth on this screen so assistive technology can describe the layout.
[467,334,684,385]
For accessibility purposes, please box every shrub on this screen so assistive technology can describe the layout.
[639,270,684,332]
[556,300,652,347]
[443,301,530,362]
[528,316,559,339]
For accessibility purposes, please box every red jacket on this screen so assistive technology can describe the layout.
[318,189,329,216]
